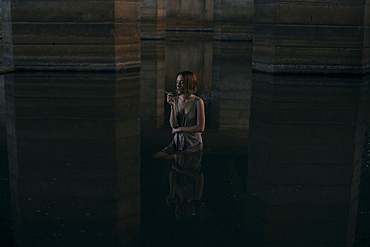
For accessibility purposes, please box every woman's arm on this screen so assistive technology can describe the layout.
[167,93,178,128]
[169,105,177,128]
[172,98,205,133]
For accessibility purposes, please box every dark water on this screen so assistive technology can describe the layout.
[1,36,370,247]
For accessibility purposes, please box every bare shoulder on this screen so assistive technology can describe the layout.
[196,97,205,108]
[196,96,204,103]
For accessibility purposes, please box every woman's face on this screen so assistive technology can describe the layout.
[176,74,184,95]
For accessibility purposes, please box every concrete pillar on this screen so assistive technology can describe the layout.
[247,74,370,246]
[5,71,141,246]
[2,0,140,71]
[0,1,3,64]
[140,0,166,39]
[252,0,370,74]
[166,0,213,31]
[213,0,253,41]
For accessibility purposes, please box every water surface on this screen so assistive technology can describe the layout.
[0,36,369,246]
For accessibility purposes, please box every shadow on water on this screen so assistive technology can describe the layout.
[0,36,370,247]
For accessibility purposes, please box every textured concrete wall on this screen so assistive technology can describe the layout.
[364,1,370,71]
[140,0,165,39]
[165,36,213,92]
[247,74,370,245]
[166,0,214,30]
[2,0,140,71]
[213,0,253,41]
[2,0,368,73]
[0,2,3,65]
[5,72,141,246]
[142,0,253,38]
[253,0,370,74]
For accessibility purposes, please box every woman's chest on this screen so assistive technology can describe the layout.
[177,99,195,115]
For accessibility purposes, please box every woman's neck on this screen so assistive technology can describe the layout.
[180,93,194,99]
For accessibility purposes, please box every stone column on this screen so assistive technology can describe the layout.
[247,74,370,246]
[253,0,370,74]
[213,0,253,41]
[5,71,141,246]
[2,0,140,71]
[166,0,213,31]
[0,1,3,64]
[140,0,166,39]
[165,36,213,91]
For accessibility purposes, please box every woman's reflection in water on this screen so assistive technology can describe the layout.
[166,151,204,220]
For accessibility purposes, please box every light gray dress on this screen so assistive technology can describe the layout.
[162,96,203,154]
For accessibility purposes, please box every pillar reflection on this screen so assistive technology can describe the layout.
[5,71,141,246]
[212,41,252,130]
[247,73,370,246]
[0,74,16,246]
[165,35,213,92]
[140,39,166,132]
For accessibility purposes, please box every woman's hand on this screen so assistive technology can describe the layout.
[167,92,175,106]
[172,127,182,134]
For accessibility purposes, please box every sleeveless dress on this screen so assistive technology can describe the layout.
[162,96,203,154]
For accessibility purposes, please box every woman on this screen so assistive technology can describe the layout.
[155,71,205,157]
